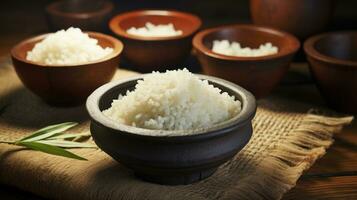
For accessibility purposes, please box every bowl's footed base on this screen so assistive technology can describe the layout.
[135,167,217,185]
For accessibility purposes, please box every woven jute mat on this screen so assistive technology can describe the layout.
[0,57,353,200]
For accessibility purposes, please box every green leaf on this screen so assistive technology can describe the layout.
[37,140,96,148]
[48,133,91,140]
[18,141,87,160]
[19,122,78,142]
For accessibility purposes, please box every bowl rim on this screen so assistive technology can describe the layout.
[192,24,300,61]
[86,74,256,141]
[109,10,202,41]
[304,31,357,67]
[11,31,123,67]
[46,0,113,19]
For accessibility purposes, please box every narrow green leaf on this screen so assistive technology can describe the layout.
[18,141,87,160]
[19,122,78,142]
[48,133,91,140]
[37,140,96,148]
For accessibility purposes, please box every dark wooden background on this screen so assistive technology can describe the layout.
[0,0,356,199]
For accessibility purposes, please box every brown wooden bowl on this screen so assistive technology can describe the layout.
[193,24,300,99]
[304,31,357,113]
[109,10,201,72]
[11,32,123,106]
[46,0,114,32]
[250,0,334,39]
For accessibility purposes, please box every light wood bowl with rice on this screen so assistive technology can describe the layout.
[11,32,123,106]
[109,10,201,72]
[193,24,300,99]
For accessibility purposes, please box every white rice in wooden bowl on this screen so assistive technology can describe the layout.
[103,69,241,132]
[126,22,183,37]
[26,27,113,65]
[212,40,278,57]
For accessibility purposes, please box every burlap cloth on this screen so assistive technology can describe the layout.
[0,57,353,200]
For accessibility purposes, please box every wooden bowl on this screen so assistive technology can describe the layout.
[109,10,201,72]
[86,75,256,185]
[11,32,123,106]
[46,0,114,32]
[250,0,334,39]
[304,31,357,113]
[193,24,300,99]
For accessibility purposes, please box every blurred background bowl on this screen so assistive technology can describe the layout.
[193,24,300,99]
[46,0,114,32]
[109,10,201,72]
[304,31,357,113]
[87,75,256,185]
[250,0,334,40]
[11,32,123,106]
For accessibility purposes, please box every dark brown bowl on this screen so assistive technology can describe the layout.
[304,31,357,113]
[109,10,201,72]
[250,0,334,39]
[46,0,114,32]
[86,75,256,185]
[11,32,123,106]
[193,24,300,99]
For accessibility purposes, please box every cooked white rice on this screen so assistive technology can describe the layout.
[103,69,241,133]
[212,40,278,57]
[126,22,183,37]
[26,27,113,65]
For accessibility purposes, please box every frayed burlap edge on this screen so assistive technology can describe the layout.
[221,113,353,200]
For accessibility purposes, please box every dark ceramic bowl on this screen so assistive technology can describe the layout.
[304,31,357,113]
[193,24,300,99]
[46,0,114,32]
[109,10,201,72]
[86,75,256,185]
[250,0,333,39]
[11,32,123,106]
